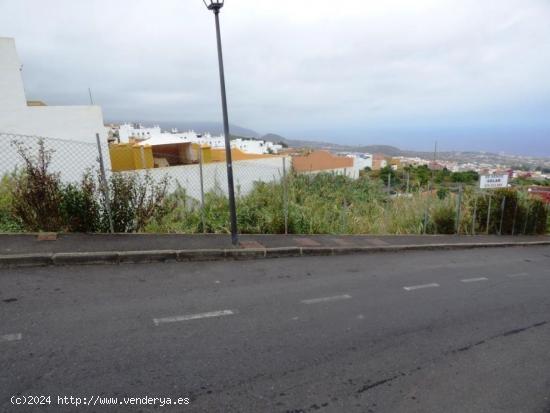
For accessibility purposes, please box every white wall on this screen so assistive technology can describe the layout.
[0,134,101,184]
[0,37,109,181]
[121,156,291,200]
[0,106,107,142]
[348,154,372,178]
[0,38,27,109]
[118,124,161,143]
[299,167,356,178]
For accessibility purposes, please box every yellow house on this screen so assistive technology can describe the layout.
[109,142,213,171]
[109,143,154,172]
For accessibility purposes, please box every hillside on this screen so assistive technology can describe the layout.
[262,133,550,169]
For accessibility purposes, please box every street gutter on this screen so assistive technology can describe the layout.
[1,241,549,268]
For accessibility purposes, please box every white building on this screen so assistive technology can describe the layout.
[0,37,107,143]
[231,138,283,154]
[118,123,161,142]
[340,152,373,178]
[0,37,109,183]
[115,123,282,155]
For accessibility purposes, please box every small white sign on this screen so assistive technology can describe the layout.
[480,174,509,189]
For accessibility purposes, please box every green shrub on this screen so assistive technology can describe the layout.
[474,189,547,235]
[8,139,170,233]
[146,186,203,233]
[429,204,456,234]
[437,188,449,200]
[527,199,548,235]
[102,173,170,233]
[0,173,23,232]
[10,139,65,231]
[60,173,100,232]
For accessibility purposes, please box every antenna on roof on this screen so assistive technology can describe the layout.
[88,88,95,105]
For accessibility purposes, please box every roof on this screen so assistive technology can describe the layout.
[137,135,197,146]
[292,150,353,172]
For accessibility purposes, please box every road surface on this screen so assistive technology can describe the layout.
[1,246,550,412]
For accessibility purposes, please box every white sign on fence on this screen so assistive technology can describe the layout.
[480,174,509,189]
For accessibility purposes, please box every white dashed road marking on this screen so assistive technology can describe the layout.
[301,294,352,304]
[0,333,22,342]
[461,277,489,283]
[403,283,440,291]
[153,310,234,326]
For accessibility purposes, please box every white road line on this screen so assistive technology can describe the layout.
[507,272,529,278]
[301,294,352,304]
[153,310,234,326]
[0,333,22,342]
[461,277,489,283]
[403,283,440,291]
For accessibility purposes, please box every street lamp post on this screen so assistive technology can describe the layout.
[203,0,238,245]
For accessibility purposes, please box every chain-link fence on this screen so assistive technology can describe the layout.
[1,132,548,235]
[0,133,291,233]
[0,132,108,184]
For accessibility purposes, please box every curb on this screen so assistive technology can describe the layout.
[0,241,549,269]
[0,253,53,267]
[53,252,120,266]
[177,249,226,261]
[119,250,178,264]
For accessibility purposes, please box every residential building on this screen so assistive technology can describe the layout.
[292,150,354,176]
[118,123,161,143]
[0,37,108,183]
[231,138,283,155]
[372,153,388,170]
[0,37,107,143]
[347,153,373,177]
[528,186,550,203]
[114,123,282,155]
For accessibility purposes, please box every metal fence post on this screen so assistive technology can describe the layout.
[95,133,114,233]
[282,157,288,235]
[499,196,506,236]
[523,205,531,235]
[423,187,429,234]
[471,193,478,235]
[198,147,206,233]
[486,194,492,234]
[341,197,347,233]
[455,185,463,235]
[511,198,519,236]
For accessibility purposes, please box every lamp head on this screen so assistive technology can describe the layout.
[203,0,224,11]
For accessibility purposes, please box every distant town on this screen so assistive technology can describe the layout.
[106,122,550,181]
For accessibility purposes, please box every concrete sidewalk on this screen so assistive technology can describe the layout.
[0,233,549,268]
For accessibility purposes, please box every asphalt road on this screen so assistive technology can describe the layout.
[1,246,550,413]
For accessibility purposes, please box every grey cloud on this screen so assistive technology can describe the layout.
[1,0,549,153]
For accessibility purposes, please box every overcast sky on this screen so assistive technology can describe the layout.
[1,0,550,155]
